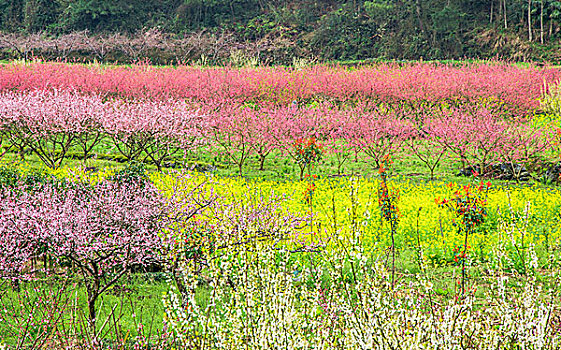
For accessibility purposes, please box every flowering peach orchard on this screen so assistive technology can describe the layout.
[1,61,561,349]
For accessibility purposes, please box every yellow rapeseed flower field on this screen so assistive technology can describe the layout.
[151,171,561,263]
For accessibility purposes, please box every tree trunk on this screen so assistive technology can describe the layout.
[504,0,508,29]
[18,145,26,161]
[11,279,20,293]
[528,0,533,41]
[258,153,266,171]
[87,263,101,333]
[88,294,97,331]
[540,0,544,43]
[86,279,101,336]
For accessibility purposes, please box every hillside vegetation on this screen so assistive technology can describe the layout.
[1,0,561,64]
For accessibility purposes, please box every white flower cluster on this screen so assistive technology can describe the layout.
[163,238,559,350]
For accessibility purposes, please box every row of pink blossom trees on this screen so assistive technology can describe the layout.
[0,89,555,178]
[0,62,559,116]
[0,90,204,170]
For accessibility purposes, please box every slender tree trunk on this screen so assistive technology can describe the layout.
[87,263,101,333]
[258,154,266,171]
[18,146,25,161]
[540,0,544,43]
[11,279,20,292]
[87,279,100,334]
[528,0,533,41]
[499,0,503,22]
[88,294,97,331]
[504,0,508,29]
[490,0,494,24]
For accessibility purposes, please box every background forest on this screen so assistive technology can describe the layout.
[0,0,561,64]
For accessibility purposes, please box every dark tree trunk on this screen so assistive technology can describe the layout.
[258,154,266,171]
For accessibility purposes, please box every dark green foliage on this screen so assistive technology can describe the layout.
[0,0,560,62]
[0,0,25,32]
[174,0,262,31]
[311,3,379,60]
[0,166,67,193]
[0,167,20,188]
[23,0,61,32]
[109,161,149,188]
[60,0,164,33]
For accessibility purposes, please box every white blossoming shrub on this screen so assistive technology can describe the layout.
[163,241,559,349]
[164,247,322,349]
[162,190,560,350]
